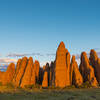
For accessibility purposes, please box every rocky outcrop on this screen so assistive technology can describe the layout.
[42,71,48,88]
[30,67,36,85]
[20,57,34,88]
[13,57,28,87]
[70,56,83,86]
[0,41,100,89]
[89,49,100,83]
[66,50,71,86]
[79,52,98,87]
[49,61,55,86]
[12,59,22,85]
[2,63,15,85]
[55,42,71,88]
[34,60,40,83]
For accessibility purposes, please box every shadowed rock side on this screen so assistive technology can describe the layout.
[70,56,83,87]
[55,42,71,88]
[49,61,55,86]
[0,41,100,89]
[79,52,98,87]
[34,60,40,83]
[89,49,100,83]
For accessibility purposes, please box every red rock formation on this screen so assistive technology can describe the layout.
[0,71,4,83]
[13,59,22,84]
[70,56,83,87]
[20,57,34,88]
[49,61,55,86]
[2,63,15,85]
[13,57,28,87]
[79,52,98,87]
[89,49,98,68]
[55,42,71,88]
[89,49,100,83]
[34,60,40,83]
[66,50,71,86]
[42,71,48,88]
[30,67,36,85]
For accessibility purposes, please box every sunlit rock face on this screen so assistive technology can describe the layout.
[1,63,15,85]
[0,41,100,89]
[20,57,35,88]
[79,52,98,87]
[12,57,28,87]
[70,56,83,87]
[55,42,71,88]
[42,71,48,88]
[89,49,100,83]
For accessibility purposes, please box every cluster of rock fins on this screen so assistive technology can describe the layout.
[0,41,100,88]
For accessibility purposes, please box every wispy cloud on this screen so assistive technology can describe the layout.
[0,58,17,64]
[7,52,56,58]
[94,48,100,51]
[7,53,44,57]
[46,53,56,56]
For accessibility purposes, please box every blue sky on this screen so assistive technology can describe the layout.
[0,0,100,66]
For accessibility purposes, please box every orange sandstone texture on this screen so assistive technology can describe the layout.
[55,42,71,88]
[79,52,98,87]
[20,57,35,88]
[70,56,83,86]
[2,63,15,85]
[66,51,71,86]
[89,49,100,83]
[42,71,48,88]
[34,60,40,83]
[31,67,36,85]
[12,59,22,84]
[13,57,28,87]
[0,41,100,89]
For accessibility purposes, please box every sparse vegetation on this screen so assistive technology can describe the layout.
[0,87,100,100]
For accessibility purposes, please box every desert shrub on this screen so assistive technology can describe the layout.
[48,85,55,89]
[79,81,91,88]
[24,85,34,89]
[6,83,14,88]
[65,85,75,89]
[0,82,2,86]
[33,84,40,89]
[24,84,41,89]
